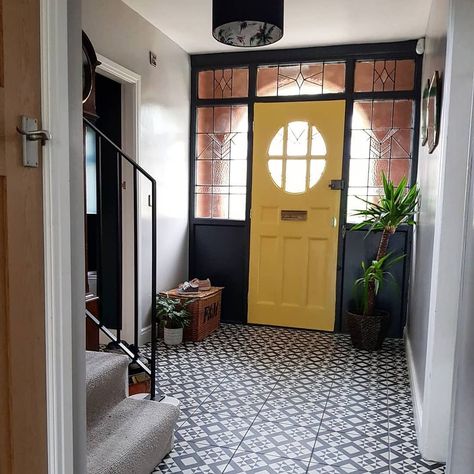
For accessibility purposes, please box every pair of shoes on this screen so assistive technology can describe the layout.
[190,278,211,291]
[178,281,200,294]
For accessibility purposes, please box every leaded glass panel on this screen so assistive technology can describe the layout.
[257,62,345,97]
[354,59,415,92]
[195,105,248,220]
[198,68,249,99]
[348,99,415,222]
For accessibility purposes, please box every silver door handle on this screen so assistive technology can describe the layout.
[16,116,52,168]
[16,126,52,144]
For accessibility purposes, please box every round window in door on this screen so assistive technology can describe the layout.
[267,121,327,194]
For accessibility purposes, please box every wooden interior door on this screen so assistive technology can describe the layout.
[248,101,345,330]
[0,1,48,472]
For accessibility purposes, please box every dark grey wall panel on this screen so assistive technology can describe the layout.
[191,224,249,323]
[341,228,410,338]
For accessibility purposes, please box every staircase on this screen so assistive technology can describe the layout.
[86,351,179,474]
[83,117,174,472]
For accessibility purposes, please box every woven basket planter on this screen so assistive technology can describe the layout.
[346,310,390,351]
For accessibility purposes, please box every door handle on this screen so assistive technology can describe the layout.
[16,116,52,167]
[332,216,337,228]
[16,126,52,144]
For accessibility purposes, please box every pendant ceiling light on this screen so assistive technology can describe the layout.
[212,0,284,48]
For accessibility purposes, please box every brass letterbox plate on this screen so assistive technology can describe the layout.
[281,210,307,221]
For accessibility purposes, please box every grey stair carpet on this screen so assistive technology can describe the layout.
[86,351,179,474]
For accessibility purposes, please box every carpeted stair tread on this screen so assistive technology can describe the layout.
[87,397,179,474]
[86,350,180,473]
[86,350,130,426]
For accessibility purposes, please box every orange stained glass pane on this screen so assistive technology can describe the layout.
[198,70,214,99]
[323,63,345,93]
[374,60,395,91]
[196,160,212,185]
[393,100,414,129]
[369,159,390,187]
[300,63,323,95]
[352,101,373,130]
[231,105,248,133]
[195,193,212,218]
[279,64,301,81]
[214,107,231,133]
[391,129,413,158]
[197,107,214,133]
[278,64,301,96]
[372,101,394,130]
[257,66,278,96]
[354,61,374,92]
[212,194,229,219]
[231,68,249,97]
[213,69,231,98]
[196,134,212,160]
[390,159,411,184]
[395,60,415,91]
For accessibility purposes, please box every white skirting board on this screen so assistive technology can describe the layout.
[405,331,424,448]
[140,324,152,345]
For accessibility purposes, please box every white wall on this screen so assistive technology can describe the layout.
[82,0,191,341]
[407,0,448,432]
[447,78,474,474]
[407,0,474,462]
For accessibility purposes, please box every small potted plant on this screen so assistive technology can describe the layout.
[348,174,419,351]
[156,294,193,345]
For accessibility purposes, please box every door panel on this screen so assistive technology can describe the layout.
[248,101,345,330]
[1,1,47,472]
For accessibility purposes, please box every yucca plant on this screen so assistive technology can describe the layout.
[354,253,405,316]
[351,173,419,316]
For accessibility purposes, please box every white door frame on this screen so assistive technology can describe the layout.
[40,0,74,472]
[95,55,142,345]
[96,54,141,161]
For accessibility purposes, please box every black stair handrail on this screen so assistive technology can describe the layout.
[83,117,158,401]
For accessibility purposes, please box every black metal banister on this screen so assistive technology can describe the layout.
[84,116,158,401]
[84,117,156,182]
[86,308,151,376]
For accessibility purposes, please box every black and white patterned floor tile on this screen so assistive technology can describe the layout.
[147,324,446,474]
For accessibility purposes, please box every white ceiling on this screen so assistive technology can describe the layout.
[122,0,432,54]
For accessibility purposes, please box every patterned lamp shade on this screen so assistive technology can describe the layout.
[212,0,284,48]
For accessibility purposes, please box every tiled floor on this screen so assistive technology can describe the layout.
[143,324,445,474]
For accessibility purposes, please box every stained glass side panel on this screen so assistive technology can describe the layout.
[195,105,248,219]
[257,62,345,97]
[198,68,249,99]
[354,59,415,92]
[348,99,415,222]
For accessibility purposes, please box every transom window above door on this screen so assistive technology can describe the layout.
[267,121,327,194]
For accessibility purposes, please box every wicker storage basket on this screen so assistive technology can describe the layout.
[160,287,223,342]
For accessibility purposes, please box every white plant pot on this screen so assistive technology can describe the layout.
[164,327,183,346]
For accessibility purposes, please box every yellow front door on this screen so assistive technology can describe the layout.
[248,101,345,330]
